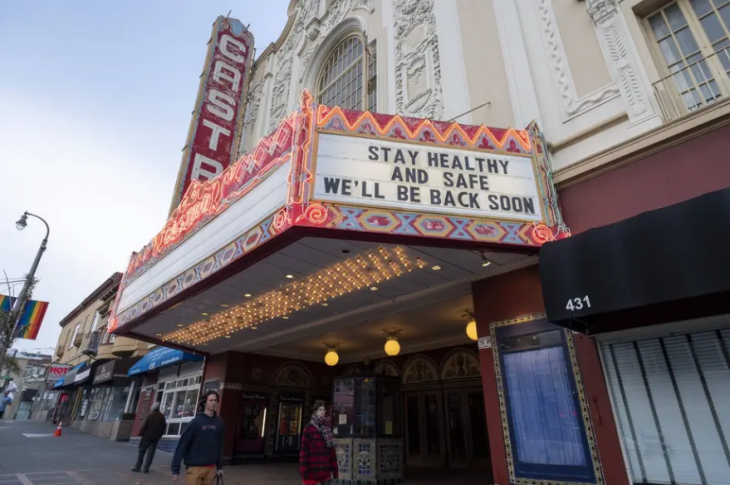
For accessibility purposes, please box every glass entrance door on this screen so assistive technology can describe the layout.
[405,391,444,467]
[443,388,491,469]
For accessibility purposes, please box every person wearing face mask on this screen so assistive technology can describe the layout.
[299,401,338,485]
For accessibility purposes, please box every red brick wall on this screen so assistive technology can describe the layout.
[470,266,628,485]
[560,124,730,234]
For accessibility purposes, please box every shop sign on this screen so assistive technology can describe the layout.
[279,396,303,402]
[243,393,266,400]
[93,361,116,384]
[170,16,255,212]
[313,133,542,222]
[46,363,70,382]
[74,368,91,383]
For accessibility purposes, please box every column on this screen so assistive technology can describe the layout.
[491,0,542,127]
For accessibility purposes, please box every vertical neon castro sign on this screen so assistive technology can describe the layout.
[169,16,255,214]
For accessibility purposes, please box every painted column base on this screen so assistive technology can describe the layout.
[333,437,404,485]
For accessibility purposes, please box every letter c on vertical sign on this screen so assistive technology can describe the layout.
[220,34,246,64]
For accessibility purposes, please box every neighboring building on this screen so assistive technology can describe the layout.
[1,350,52,420]
[43,273,151,440]
[126,346,204,453]
[113,2,730,485]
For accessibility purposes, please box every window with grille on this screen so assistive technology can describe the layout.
[647,1,730,115]
[158,375,203,437]
[601,329,730,485]
[317,36,377,112]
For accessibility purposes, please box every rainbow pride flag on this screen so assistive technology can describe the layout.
[0,294,48,340]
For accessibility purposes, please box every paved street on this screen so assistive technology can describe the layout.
[0,420,301,485]
[0,421,487,484]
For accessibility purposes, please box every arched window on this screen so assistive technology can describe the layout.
[317,35,376,112]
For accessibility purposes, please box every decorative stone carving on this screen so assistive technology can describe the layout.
[299,41,318,84]
[352,0,374,14]
[535,0,619,119]
[586,0,616,22]
[306,18,321,41]
[374,360,399,377]
[243,81,264,129]
[393,0,443,119]
[402,355,439,384]
[269,0,319,133]
[272,363,312,387]
[440,349,480,380]
[321,0,352,38]
[585,0,651,121]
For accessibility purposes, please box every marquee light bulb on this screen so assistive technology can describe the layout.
[163,246,428,345]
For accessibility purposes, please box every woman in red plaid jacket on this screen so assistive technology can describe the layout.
[299,401,338,485]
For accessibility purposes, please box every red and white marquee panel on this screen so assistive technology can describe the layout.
[110,90,568,337]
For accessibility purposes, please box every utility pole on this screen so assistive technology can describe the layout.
[0,212,50,375]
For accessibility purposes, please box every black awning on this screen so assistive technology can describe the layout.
[540,187,730,334]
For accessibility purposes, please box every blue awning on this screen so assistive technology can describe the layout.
[128,346,203,376]
[54,363,85,388]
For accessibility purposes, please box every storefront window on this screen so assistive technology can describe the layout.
[40,391,59,412]
[105,386,130,421]
[158,374,202,436]
[87,387,111,421]
[161,391,174,417]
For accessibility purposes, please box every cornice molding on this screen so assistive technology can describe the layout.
[554,99,730,188]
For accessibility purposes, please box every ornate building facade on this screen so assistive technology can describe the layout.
[235,1,730,483]
[117,1,730,484]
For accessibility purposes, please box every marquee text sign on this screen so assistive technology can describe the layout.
[170,16,255,213]
[313,133,542,222]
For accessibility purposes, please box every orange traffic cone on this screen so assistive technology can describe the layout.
[54,422,63,437]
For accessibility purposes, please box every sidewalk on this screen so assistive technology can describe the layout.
[0,420,488,484]
[0,420,301,484]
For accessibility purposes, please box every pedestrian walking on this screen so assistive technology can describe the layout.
[0,391,13,419]
[132,402,167,473]
[4,378,17,400]
[299,400,338,485]
[171,390,224,485]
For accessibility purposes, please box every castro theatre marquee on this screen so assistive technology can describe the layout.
[109,89,568,354]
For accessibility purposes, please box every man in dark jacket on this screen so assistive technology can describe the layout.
[171,390,224,485]
[132,403,167,473]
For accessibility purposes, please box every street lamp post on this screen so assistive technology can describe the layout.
[0,212,50,375]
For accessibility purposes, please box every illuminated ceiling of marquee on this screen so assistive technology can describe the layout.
[251,292,477,364]
[132,237,535,354]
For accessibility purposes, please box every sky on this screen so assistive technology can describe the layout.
[0,1,290,354]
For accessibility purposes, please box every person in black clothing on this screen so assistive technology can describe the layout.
[132,402,167,473]
[171,390,225,485]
